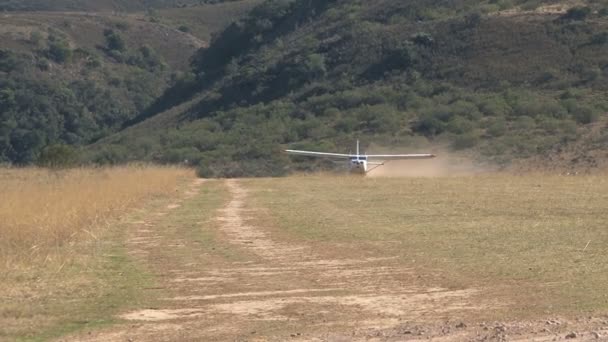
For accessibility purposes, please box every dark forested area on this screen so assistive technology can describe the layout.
[0,28,172,164]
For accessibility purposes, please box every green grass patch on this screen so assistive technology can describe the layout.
[245,174,608,316]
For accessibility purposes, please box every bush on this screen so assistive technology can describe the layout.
[486,118,507,137]
[452,132,479,150]
[571,106,599,124]
[104,29,126,52]
[513,116,536,130]
[561,6,591,21]
[446,116,475,134]
[0,50,22,72]
[411,32,434,46]
[47,40,72,63]
[590,32,608,45]
[30,31,43,46]
[412,114,445,136]
[37,144,80,169]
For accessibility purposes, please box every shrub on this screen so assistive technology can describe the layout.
[571,105,599,124]
[37,144,80,169]
[561,6,591,21]
[487,118,507,137]
[411,32,434,46]
[304,53,327,79]
[513,116,536,130]
[590,32,608,45]
[446,116,475,134]
[412,114,445,136]
[104,29,126,52]
[464,12,482,28]
[30,31,43,46]
[47,40,72,63]
[0,50,21,72]
[36,58,50,71]
[114,21,130,31]
[452,132,479,150]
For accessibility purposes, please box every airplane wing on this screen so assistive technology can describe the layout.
[366,154,435,160]
[285,149,352,159]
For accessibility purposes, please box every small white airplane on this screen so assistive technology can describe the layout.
[286,140,435,174]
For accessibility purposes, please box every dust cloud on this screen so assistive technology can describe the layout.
[366,149,490,178]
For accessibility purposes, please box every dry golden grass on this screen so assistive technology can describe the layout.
[0,165,195,340]
[0,165,192,266]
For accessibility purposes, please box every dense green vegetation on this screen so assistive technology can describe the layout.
[89,0,608,176]
[2,0,608,175]
[0,31,171,164]
[0,1,258,165]
[0,0,242,12]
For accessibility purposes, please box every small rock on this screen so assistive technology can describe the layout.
[565,332,578,339]
[456,322,467,328]
[591,331,601,339]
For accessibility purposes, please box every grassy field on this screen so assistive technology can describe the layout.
[0,166,191,264]
[4,171,608,340]
[244,174,608,318]
[0,166,192,341]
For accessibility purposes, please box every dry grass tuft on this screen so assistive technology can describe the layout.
[0,165,192,266]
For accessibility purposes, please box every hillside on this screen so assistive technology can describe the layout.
[87,0,608,176]
[0,1,258,164]
[0,0,244,12]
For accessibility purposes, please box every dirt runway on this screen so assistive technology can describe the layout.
[58,179,606,341]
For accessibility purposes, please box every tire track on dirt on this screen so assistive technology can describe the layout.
[215,179,307,261]
[60,178,487,342]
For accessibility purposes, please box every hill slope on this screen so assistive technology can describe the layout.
[89,0,608,176]
[0,1,257,164]
[0,0,244,12]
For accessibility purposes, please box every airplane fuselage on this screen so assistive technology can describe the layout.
[349,157,367,174]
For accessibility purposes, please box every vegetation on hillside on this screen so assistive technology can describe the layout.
[90,0,608,177]
[0,0,243,12]
[0,1,257,165]
[0,35,169,164]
